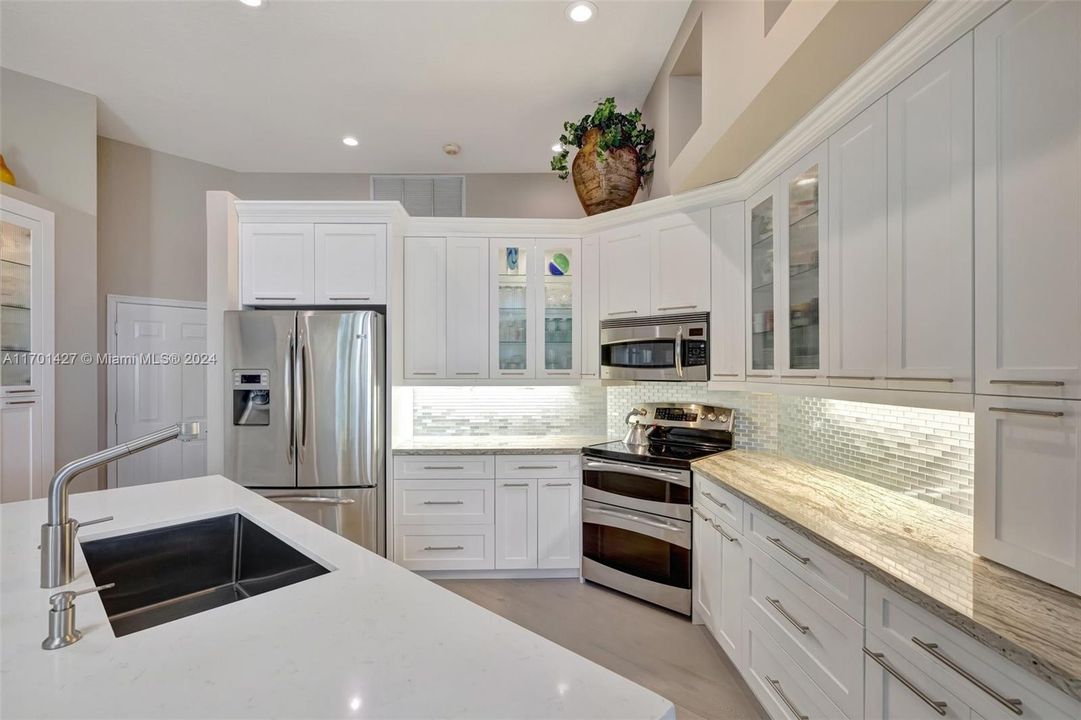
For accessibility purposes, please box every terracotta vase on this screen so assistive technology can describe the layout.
[0,154,15,187]
[571,128,640,216]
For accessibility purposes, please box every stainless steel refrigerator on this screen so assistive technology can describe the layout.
[223,310,385,555]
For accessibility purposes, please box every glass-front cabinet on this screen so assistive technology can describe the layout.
[1,210,43,393]
[489,238,580,379]
[745,143,828,383]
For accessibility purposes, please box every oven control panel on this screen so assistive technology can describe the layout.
[642,403,734,431]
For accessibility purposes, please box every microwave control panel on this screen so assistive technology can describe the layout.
[684,341,708,367]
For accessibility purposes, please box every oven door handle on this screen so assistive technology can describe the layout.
[582,459,689,487]
[584,505,686,533]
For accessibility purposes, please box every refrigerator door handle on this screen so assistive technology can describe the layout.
[294,328,307,464]
[286,328,295,465]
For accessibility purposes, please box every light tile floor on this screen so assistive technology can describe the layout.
[437,578,768,720]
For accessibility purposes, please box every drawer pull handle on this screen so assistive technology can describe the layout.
[502,482,530,487]
[422,465,465,470]
[424,545,464,551]
[864,648,947,716]
[911,637,1023,715]
[828,374,877,380]
[411,372,438,376]
[6,388,36,394]
[5,400,35,405]
[254,295,297,301]
[988,407,1064,418]
[767,536,810,564]
[327,296,370,301]
[701,491,728,509]
[693,507,736,542]
[712,372,740,377]
[885,376,954,383]
[766,596,808,634]
[517,465,558,470]
[607,310,638,316]
[988,379,1064,387]
[422,500,464,505]
[780,374,822,379]
[545,482,572,487]
[764,676,808,720]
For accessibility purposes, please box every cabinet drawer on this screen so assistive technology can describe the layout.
[495,455,580,479]
[393,455,495,480]
[744,612,848,720]
[395,525,494,571]
[745,507,865,620]
[865,632,971,720]
[746,542,863,719]
[395,479,494,525]
[867,579,1081,720]
[694,474,744,533]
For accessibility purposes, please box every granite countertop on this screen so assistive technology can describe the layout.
[0,476,673,720]
[392,435,611,455]
[691,450,1081,703]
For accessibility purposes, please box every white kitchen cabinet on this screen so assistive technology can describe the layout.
[496,478,538,569]
[778,143,829,384]
[580,235,600,378]
[490,239,534,378]
[692,509,720,632]
[829,98,889,389]
[974,396,1081,594]
[709,203,745,382]
[240,223,315,305]
[975,0,1081,400]
[746,180,781,380]
[864,634,973,720]
[535,238,581,379]
[650,210,711,316]
[537,477,580,569]
[403,236,447,379]
[692,482,745,663]
[1,396,44,503]
[446,237,489,379]
[887,34,973,393]
[599,223,651,319]
[313,224,387,305]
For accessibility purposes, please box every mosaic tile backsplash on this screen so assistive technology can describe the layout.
[607,383,975,515]
[411,386,607,437]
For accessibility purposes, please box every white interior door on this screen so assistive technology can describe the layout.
[114,301,207,487]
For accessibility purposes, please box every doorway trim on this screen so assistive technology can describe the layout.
[105,294,207,488]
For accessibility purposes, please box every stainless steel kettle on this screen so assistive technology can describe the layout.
[622,408,653,446]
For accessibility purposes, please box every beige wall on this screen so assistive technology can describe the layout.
[0,68,97,215]
[465,173,583,219]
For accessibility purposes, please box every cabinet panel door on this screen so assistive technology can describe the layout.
[692,509,720,631]
[496,478,538,569]
[0,396,43,503]
[778,143,828,383]
[537,477,580,569]
[313,224,387,304]
[829,98,888,389]
[580,235,601,378]
[445,237,489,379]
[1,210,47,394]
[535,238,581,379]
[975,0,1081,399]
[888,36,973,393]
[865,634,972,720]
[746,180,781,380]
[241,223,315,305]
[710,203,746,381]
[599,224,651,319]
[974,396,1081,594]
[651,210,711,315]
[715,519,745,663]
[490,239,535,378]
[403,237,446,379]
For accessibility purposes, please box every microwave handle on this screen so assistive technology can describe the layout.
[675,326,684,378]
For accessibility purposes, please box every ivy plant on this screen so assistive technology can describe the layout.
[550,97,656,187]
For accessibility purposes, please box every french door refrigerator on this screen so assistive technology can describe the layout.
[223,310,385,555]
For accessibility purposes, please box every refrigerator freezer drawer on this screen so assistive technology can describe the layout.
[254,487,384,556]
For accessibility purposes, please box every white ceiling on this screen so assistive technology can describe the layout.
[0,0,690,174]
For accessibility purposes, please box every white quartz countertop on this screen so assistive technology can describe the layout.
[0,476,673,720]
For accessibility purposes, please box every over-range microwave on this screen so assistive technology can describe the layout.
[599,312,709,382]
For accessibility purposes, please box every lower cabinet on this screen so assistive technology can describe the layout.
[537,478,581,569]
[0,395,45,503]
[864,633,972,720]
[496,479,538,569]
[692,501,744,661]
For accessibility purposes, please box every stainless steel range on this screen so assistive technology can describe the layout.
[580,402,735,615]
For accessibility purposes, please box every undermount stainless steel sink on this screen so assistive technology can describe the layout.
[80,513,330,637]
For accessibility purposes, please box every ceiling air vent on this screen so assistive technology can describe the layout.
[371,175,464,217]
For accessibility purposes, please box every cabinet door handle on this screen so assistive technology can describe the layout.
[454,372,481,376]
[885,376,954,383]
[423,545,464,551]
[988,407,1064,418]
[517,465,558,470]
[502,372,527,376]
[546,371,573,376]
[254,295,297,301]
[501,482,530,487]
[712,372,740,377]
[911,637,1023,715]
[4,400,35,406]
[6,388,36,394]
[864,649,947,716]
[607,310,638,316]
[766,596,809,634]
[327,296,370,301]
[763,676,808,720]
[545,482,572,487]
[781,374,821,379]
[692,507,735,542]
[657,304,697,312]
[421,500,464,505]
[828,374,877,380]
[989,379,1064,387]
[767,536,810,564]
[422,465,465,470]
[746,372,774,378]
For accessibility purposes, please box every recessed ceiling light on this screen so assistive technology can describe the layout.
[238,0,265,7]
[566,1,596,23]
[443,143,462,156]
[342,135,359,147]
[552,143,564,153]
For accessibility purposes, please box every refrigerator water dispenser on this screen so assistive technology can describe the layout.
[232,369,270,426]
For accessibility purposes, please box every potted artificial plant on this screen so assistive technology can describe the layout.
[551,97,655,216]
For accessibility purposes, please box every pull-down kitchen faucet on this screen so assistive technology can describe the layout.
[40,421,202,588]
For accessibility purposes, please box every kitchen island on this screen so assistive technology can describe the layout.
[0,475,674,719]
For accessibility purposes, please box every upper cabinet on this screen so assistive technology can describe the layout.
[403,236,447,379]
[537,239,581,378]
[599,223,651,319]
[746,180,780,379]
[975,0,1081,400]
[314,224,387,305]
[241,222,387,307]
[446,237,490,379]
[490,239,536,379]
[580,235,601,379]
[651,210,712,316]
[240,223,315,305]
[710,203,745,381]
